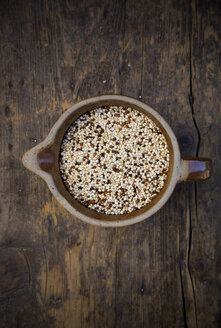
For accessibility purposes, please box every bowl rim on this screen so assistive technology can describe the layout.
[22,95,181,227]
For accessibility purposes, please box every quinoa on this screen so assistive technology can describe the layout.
[59,106,170,214]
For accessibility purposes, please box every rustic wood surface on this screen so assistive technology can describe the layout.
[0,0,220,327]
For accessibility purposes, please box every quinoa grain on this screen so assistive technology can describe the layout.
[59,106,170,214]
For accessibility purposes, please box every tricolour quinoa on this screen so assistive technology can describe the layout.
[59,106,169,214]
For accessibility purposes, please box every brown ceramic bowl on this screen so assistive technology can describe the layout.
[22,95,211,227]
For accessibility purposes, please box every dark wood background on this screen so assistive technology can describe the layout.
[0,0,220,327]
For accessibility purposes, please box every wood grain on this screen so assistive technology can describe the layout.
[0,0,220,327]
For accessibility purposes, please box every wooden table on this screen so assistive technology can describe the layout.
[0,1,220,327]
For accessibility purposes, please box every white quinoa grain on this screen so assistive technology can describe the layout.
[59,106,170,214]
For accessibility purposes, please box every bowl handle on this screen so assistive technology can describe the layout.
[178,158,212,182]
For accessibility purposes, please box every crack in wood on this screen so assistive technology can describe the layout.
[20,249,32,288]
[179,264,188,328]
[179,184,199,328]
[189,1,201,158]
[194,183,198,223]
[42,242,48,303]
[186,2,200,327]
[41,214,49,305]
[188,190,198,328]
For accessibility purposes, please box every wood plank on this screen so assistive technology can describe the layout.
[134,1,198,327]
[189,0,221,327]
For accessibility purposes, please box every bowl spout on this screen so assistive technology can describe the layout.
[22,143,56,175]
